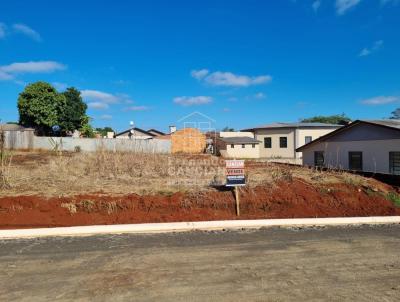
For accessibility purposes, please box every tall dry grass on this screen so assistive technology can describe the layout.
[5,150,226,196]
[0,130,12,189]
[2,148,388,197]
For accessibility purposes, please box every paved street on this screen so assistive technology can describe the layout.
[1,225,400,301]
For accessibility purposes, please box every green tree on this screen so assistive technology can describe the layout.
[60,87,88,133]
[390,108,400,119]
[301,114,351,125]
[95,127,115,137]
[221,126,235,132]
[80,123,96,138]
[18,82,67,135]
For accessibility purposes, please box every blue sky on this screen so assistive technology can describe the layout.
[1,0,399,132]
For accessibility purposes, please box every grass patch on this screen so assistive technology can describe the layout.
[386,192,400,207]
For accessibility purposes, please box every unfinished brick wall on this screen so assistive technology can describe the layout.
[171,128,206,154]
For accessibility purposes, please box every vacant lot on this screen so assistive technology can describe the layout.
[0,151,399,228]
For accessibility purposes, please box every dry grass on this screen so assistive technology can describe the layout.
[2,151,226,196]
[0,150,390,197]
[0,131,13,189]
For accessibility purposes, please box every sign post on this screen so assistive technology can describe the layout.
[225,160,245,216]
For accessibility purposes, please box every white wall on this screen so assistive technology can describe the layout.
[295,128,339,158]
[221,143,260,158]
[302,139,400,174]
[254,128,295,158]
[4,132,171,153]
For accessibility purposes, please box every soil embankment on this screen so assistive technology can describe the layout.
[1,179,399,229]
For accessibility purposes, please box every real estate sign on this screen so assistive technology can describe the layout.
[226,160,245,186]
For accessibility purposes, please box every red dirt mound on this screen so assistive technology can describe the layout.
[0,179,399,229]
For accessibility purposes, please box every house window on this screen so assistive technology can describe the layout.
[279,137,287,148]
[231,144,234,148]
[389,152,400,175]
[314,151,324,167]
[264,137,272,148]
[305,136,312,144]
[349,152,363,171]
[242,144,245,148]
[252,144,255,148]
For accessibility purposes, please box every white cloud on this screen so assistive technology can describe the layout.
[312,0,321,12]
[336,0,361,15]
[360,95,399,105]
[0,70,13,80]
[87,102,109,110]
[190,69,209,80]
[192,69,272,87]
[0,61,66,74]
[0,23,6,39]
[222,108,230,112]
[0,61,66,81]
[81,90,120,104]
[254,92,266,99]
[100,114,113,120]
[173,96,213,106]
[12,23,41,42]
[359,40,383,57]
[124,106,150,111]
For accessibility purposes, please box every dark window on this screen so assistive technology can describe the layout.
[242,144,245,148]
[314,151,324,167]
[279,137,287,148]
[389,152,400,175]
[349,152,363,171]
[230,144,234,148]
[252,144,255,148]
[305,136,312,144]
[264,137,272,148]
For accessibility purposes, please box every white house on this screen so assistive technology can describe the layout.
[243,122,341,159]
[216,131,260,158]
[296,120,400,175]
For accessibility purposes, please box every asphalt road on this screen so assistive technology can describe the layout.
[1,225,400,302]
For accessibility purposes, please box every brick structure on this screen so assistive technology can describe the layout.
[171,128,206,154]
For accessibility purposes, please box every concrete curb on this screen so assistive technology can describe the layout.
[1,216,400,239]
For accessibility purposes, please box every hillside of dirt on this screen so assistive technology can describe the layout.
[1,178,399,229]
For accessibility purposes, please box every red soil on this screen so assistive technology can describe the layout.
[0,179,399,229]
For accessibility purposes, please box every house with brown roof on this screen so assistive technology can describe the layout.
[296,120,400,175]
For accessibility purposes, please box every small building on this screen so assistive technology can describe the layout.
[296,120,400,175]
[243,122,341,159]
[218,136,261,158]
[115,127,156,139]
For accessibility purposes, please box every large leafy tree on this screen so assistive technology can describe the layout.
[301,114,351,125]
[60,87,88,133]
[18,82,67,135]
[390,108,400,119]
